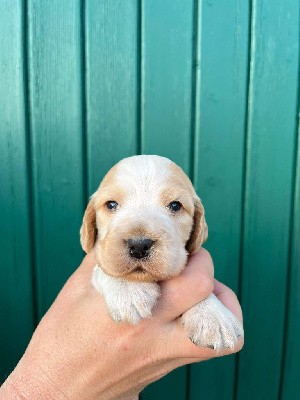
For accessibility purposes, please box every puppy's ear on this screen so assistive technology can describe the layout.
[186,196,208,254]
[80,196,97,253]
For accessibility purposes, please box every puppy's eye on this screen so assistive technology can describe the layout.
[106,201,118,211]
[168,201,182,212]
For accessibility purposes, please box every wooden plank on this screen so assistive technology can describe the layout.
[141,1,194,398]
[191,0,249,399]
[141,0,194,175]
[27,0,84,318]
[85,0,138,194]
[0,0,34,380]
[281,127,300,399]
[236,1,299,399]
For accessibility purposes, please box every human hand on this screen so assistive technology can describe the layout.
[0,248,243,400]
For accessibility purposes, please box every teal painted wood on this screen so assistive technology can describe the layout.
[85,0,138,194]
[1,1,300,398]
[141,1,194,398]
[141,0,194,175]
[0,0,34,380]
[236,1,300,399]
[27,0,85,318]
[281,127,300,400]
[191,0,249,398]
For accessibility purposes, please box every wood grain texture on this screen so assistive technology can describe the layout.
[141,1,194,398]
[190,1,249,399]
[0,0,34,381]
[236,1,300,399]
[85,0,138,194]
[141,0,194,175]
[0,1,300,398]
[281,126,300,399]
[27,0,84,318]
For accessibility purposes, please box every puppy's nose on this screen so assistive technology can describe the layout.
[127,237,154,259]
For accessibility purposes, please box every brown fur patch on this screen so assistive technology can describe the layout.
[80,155,208,282]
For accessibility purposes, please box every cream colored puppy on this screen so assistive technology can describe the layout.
[80,155,243,350]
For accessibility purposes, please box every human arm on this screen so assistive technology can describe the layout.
[0,249,243,400]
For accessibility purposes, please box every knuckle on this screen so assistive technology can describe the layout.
[223,286,242,308]
[199,247,213,266]
[194,248,214,278]
[197,271,214,297]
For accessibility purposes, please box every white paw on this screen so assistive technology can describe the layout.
[181,294,244,350]
[107,282,160,324]
[92,266,160,324]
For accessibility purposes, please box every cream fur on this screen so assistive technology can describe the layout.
[92,266,160,324]
[81,155,243,349]
[181,293,243,350]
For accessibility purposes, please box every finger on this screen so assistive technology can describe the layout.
[213,279,243,323]
[152,248,214,321]
[167,318,244,362]
[159,278,244,359]
[182,334,244,361]
[177,335,244,365]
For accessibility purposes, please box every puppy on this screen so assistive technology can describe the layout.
[80,155,243,350]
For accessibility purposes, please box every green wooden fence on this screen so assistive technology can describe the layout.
[0,1,299,399]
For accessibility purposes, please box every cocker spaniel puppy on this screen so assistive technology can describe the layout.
[80,155,243,350]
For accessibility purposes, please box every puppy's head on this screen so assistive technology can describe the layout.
[80,155,207,282]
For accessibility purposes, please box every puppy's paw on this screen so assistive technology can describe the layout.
[92,266,160,324]
[181,294,243,351]
[107,282,160,324]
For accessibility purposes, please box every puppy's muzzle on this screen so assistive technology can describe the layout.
[127,236,155,260]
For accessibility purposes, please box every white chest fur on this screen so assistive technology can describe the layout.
[92,265,243,350]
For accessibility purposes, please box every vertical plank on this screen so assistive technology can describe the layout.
[85,0,138,194]
[191,1,249,399]
[141,1,194,398]
[281,127,300,399]
[28,0,84,317]
[141,0,194,174]
[236,1,300,399]
[0,0,34,380]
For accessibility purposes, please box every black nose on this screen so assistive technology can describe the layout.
[127,237,154,259]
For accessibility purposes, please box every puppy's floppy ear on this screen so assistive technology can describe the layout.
[80,196,97,253]
[186,195,208,255]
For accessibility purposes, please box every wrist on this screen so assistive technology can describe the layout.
[0,360,140,400]
[0,360,69,400]
[0,378,25,400]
